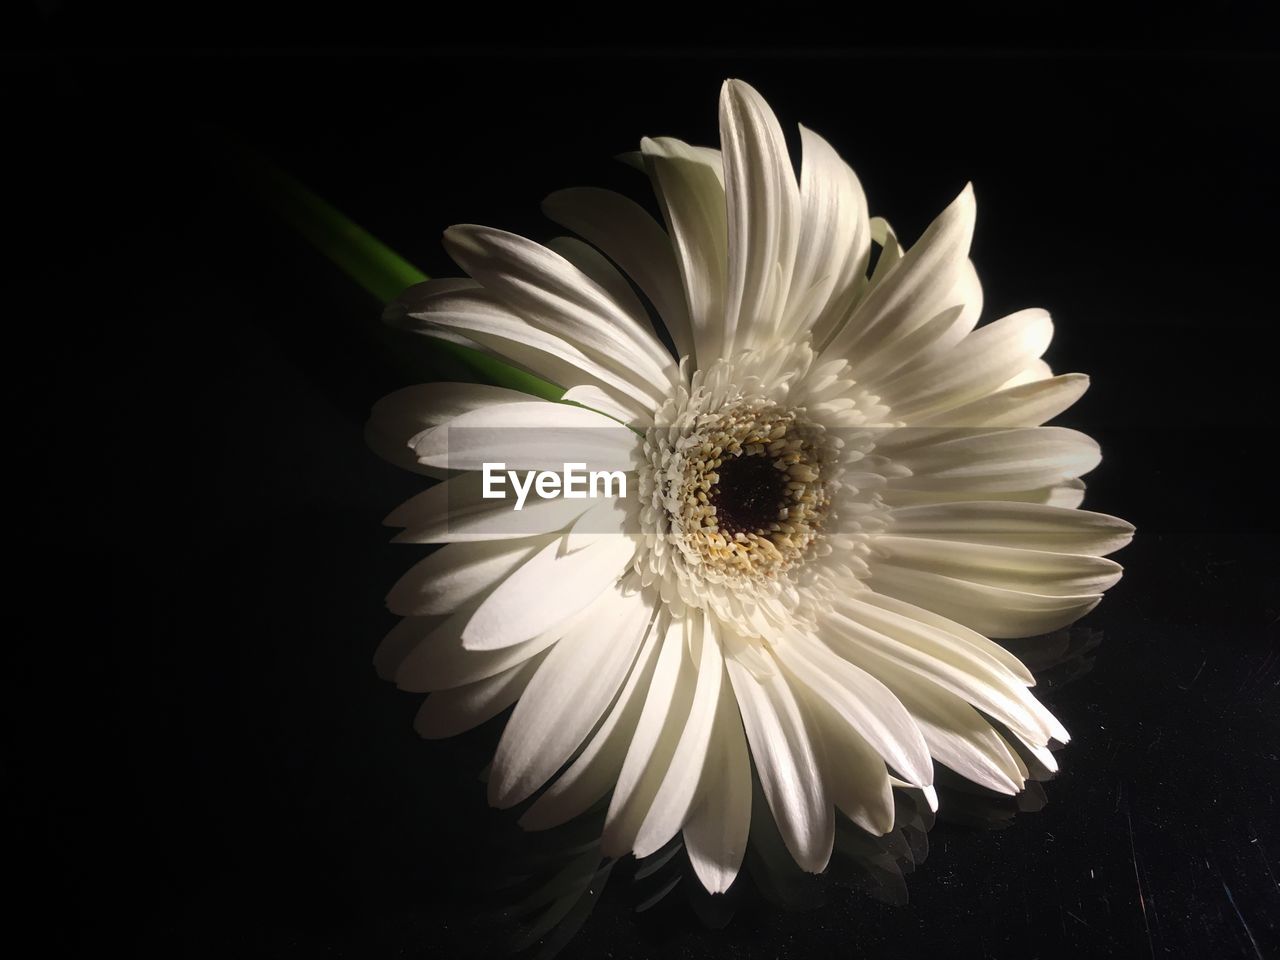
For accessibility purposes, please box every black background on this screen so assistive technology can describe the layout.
[13,3,1279,957]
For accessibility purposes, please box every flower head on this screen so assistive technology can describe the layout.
[368,79,1132,893]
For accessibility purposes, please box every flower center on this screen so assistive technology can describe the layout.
[633,346,886,630]
[707,451,787,539]
[647,400,836,585]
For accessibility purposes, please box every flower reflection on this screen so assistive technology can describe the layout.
[461,626,1102,957]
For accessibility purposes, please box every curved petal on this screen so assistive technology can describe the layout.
[392,607,564,692]
[850,257,984,387]
[366,382,535,476]
[413,653,548,739]
[411,400,640,472]
[718,78,801,355]
[518,607,668,830]
[785,125,870,342]
[887,373,1090,432]
[547,235,658,336]
[844,591,1037,686]
[867,562,1103,639]
[886,501,1134,556]
[387,472,601,544]
[827,601,1064,744]
[868,217,903,284]
[862,655,1027,795]
[844,302,966,390]
[443,224,677,393]
[773,633,933,787]
[682,674,751,894]
[462,531,638,650]
[633,613,724,858]
[880,477,1088,510]
[726,650,833,873]
[488,583,657,807]
[877,309,1055,419]
[374,613,443,682]
[387,536,553,615]
[821,184,976,362]
[1001,358,1054,389]
[393,281,656,417]
[560,384,650,427]
[542,187,693,359]
[884,427,1101,495]
[798,689,895,836]
[603,612,695,857]
[641,136,728,365]
[871,535,1124,597]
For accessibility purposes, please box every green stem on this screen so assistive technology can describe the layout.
[219,133,563,400]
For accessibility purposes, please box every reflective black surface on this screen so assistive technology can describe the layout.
[17,8,1278,957]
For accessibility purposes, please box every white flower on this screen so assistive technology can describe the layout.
[367,79,1133,894]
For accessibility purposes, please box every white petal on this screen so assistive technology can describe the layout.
[844,302,968,390]
[488,584,656,807]
[399,494,597,544]
[411,400,640,472]
[366,382,534,476]
[885,427,1101,495]
[443,224,677,392]
[718,79,801,355]
[684,144,727,183]
[886,501,1134,556]
[1046,478,1087,508]
[563,491,637,552]
[1001,358,1054,389]
[392,608,563,691]
[413,653,547,739]
[905,374,1090,430]
[867,217,903,286]
[633,613,725,858]
[848,257,984,388]
[866,563,1103,639]
[774,633,933,787]
[881,477,1088,510]
[848,591,1037,686]
[542,187,693,360]
[462,532,637,650]
[547,236,658,339]
[877,309,1055,419]
[827,601,1058,744]
[394,282,658,416]
[821,184,976,361]
[786,125,870,341]
[560,384,650,427]
[799,690,895,835]
[387,472,597,544]
[1018,740,1061,773]
[726,652,833,873]
[517,607,667,830]
[872,535,1124,597]
[867,656,1026,794]
[603,612,694,857]
[641,136,728,365]
[387,536,552,615]
[373,613,443,681]
[682,676,751,894]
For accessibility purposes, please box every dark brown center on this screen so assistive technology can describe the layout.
[709,452,786,538]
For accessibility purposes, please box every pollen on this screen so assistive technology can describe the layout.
[658,400,835,582]
[634,345,884,628]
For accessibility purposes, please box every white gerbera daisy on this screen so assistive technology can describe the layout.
[367,79,1133,894]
